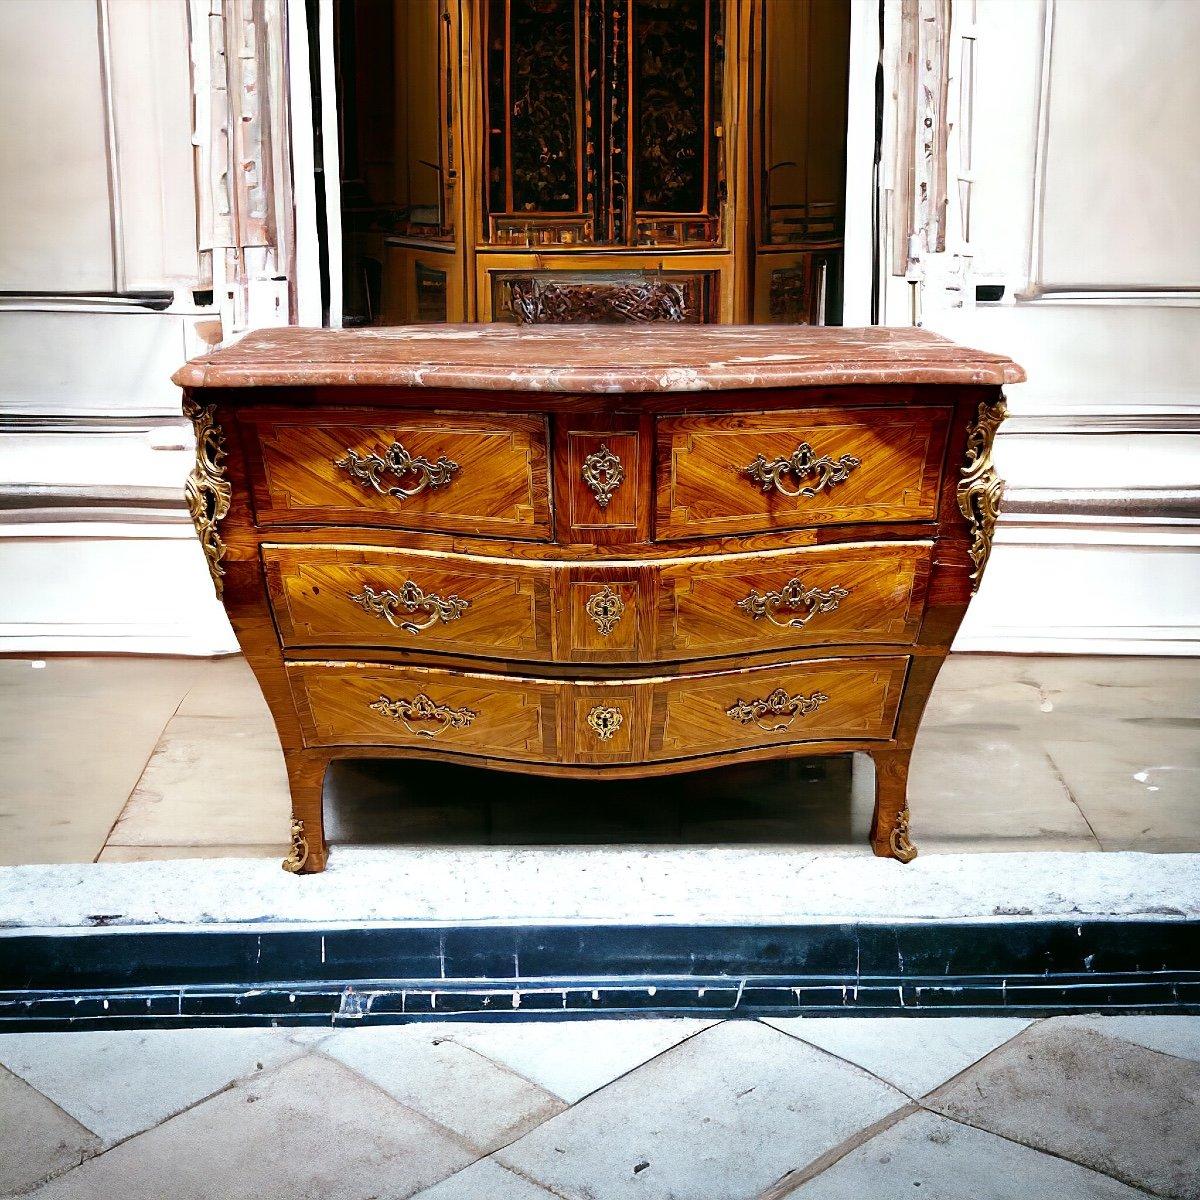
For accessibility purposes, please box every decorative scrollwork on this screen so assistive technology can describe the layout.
[584,585,625,636]
[725,687,829,733]
[581,444,624,508]
[957,397,1007,593]
[736,577,850,629]
[183,397,232,599]
[350,582,469,635]
[888,806,918,863]
[587,704,624,741]
[742,443,861,499]
[282,818,309,874]
[368,692,477,739]
[335,440,459,501]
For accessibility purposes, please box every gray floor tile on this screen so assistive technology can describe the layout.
[321,1025,566,1153]
[27,1054,476,1200]
[0,658,201,866]
[411,1158,561,1199]
[496,1020,907,1200]
[0,1028,303,1145]
[0,1065,100,1197]
[436,1018,718,1102]
[106,713,289,847]
[788,1109,1147,1199]
[1048,1014,1200,1064]
[762,1017,1032,1097]
[926,1021,1200,1199]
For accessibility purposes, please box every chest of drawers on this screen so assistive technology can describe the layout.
[174,325,1023,873]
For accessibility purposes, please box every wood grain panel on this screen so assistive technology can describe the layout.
[655,406,951,539]
[656,542,933,657]
[650,656,909,760]
[264,545,551,658]
[243,408,551,538]
[289,662,558,759]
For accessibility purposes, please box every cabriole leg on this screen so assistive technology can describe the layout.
[282,751,330,874]
[868,748,917,863]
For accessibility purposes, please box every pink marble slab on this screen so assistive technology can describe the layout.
[173,324,1026,392]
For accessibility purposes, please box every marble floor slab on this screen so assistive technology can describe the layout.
[1,654,1197,865]
[8,1015,1197,1200]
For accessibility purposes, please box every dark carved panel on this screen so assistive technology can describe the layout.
[415,263,448,323]
[492,271,715,324]
[632,0,718,215]
[488,0,580,216]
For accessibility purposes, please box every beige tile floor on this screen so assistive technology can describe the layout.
[1,654,1198,867]
[4,1014,1199,1198]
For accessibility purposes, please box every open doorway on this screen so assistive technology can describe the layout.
[332,0,850,327]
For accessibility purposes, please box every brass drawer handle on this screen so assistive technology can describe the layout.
[581,444,624,508]
[350,582,470,634]
[587,704,624,741]
[726,688,829,733]
[736,577,849,629]
[369,693,477,738]
[335,439,459,500]
[742,442,860,499]
[584,585,625,636]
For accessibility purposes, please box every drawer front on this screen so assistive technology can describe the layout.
[655,406,951,539]
[264,546,552,659]
[650,657,908,760]
[245,409,552,539]
[289,663,558,760]
[655,542,932,658]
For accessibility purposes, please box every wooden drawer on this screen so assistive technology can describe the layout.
[649,656,908,761]
[655,406,951,539]
[289,662,559,761]
[289,655,909,767]
[243,408,552,539]
[264,545,553,659]
[655,542,932,659]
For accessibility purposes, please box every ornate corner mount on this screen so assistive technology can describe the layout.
[350,582,469,634]
[369,692,477,739]
[587,704,624,741]
[335,440,459,501]
[743,442,860,500]
[282,818,310,873]
[957,396,1007,593]
[584,585,625,636]
[581,444,624,508]
[737,577,850,629]
[888,806,918,863]
[725,688,829,733]
[183,397,232,599]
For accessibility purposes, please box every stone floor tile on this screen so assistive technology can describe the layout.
[410,1158,561,1199]
[761,1016,1032,1097]
[496,1020,907,1200]
[321,1025,566,1153]
[1048,1014,1200,1064]
[925,1022,1200,1199]
[0,658,202,866]
[0,1065,101,1196]
[787,1109,1146,1199]
[173,655,273,721]
[908,731,1100,852]
[96,844,279,862]
[1045,735,1200,852]
[27,1054,475,1200]
[106,713,289,847]
[439,1018,717,1102]
[0,1027,303,1145]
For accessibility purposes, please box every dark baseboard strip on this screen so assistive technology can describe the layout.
[2,919,1197,1030]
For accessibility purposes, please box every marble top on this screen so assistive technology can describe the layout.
[173,324,1025,392]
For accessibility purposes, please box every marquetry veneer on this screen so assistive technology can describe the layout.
[175,324,1023,873]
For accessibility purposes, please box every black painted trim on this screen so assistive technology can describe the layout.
[1,920,1196,1030]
